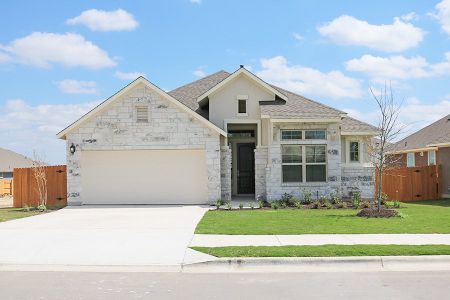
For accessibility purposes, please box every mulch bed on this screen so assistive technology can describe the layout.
[357,208,398,218]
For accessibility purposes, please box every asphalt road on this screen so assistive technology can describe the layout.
[1,270,450,299]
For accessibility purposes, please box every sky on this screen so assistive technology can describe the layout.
[1,0,450,164]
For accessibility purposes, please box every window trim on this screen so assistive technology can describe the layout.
[428,150,436,166]
[349,141,360,163]
[237,95,248,116]
[281,129,326,141]
[406,152,415,167]
[281,144,327,183]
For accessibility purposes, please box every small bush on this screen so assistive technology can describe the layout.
[324,200,333,209]
[292,197,302,209]
[311,200,321,209]
[359,200,371,209]
[330,193,342,205]
[380,192,389,205]
[271,201,280,210]
[281,193,293,206]
[225,201,232,210]
[302,189,313,204]
[393,200,401,208]
[342,202,348,209]
[351,191,362,209]
[37,204,47,212]
[336,201,347,209]
[258,200,265,209]
[214,199,222,209]
[238,203,244,210]
[249,202,255,210]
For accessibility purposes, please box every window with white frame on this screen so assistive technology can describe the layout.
[282,145,327,183]
[428,150,436,166]
[136,106,149,123]
[281,129,326,141]
[349,141,360,162]
[237,95,248,115]
[406,152,415,167]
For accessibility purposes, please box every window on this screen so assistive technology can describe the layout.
[282,145,302,182]
[281,130,302,140]
[349,141,360,162]
[238,100,247,114]
[281,145,327,183]
[305,146,326,182]
[428,150,436,166]
[136,106,148,123]
[305,130,326,140]
[407,152,415,167]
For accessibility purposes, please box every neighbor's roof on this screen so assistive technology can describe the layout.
[395,113,450,151]
[0,148,34,172]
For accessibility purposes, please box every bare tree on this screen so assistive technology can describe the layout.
[368,82,404,212]
[32,151,48,211]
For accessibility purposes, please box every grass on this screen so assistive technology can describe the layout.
[192,244,450,257]
[195,199,450,235]
[0,207,53,222]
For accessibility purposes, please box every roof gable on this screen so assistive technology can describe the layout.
[57,77,227,139]
[196,67,288,103]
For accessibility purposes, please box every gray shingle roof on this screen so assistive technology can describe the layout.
[168,69,377,134]
[395,113,450,151]
[341,116,379,133]
[0,148,34,172]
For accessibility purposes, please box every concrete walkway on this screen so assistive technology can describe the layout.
[190,234,450,247]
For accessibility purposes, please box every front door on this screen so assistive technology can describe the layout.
[237,143,255,194]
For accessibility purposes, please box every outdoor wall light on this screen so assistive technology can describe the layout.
[69,144,76,154]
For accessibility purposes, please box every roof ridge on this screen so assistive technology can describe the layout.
[169,70,230,93]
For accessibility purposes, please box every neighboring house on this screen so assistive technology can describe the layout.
[391,113,450,198]
[0,148,34,179]
[58,67,378,205]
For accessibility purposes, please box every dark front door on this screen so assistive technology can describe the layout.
[237,143,255,194]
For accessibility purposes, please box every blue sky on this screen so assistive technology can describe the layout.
[1,0,450,163]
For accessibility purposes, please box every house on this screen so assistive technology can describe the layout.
[0,148,34,179]
[392,113,450,198]
[57,67,378,205]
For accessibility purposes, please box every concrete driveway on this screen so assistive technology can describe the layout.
[0,205,214,266]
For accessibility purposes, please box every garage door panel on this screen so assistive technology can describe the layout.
[81,150,208,204]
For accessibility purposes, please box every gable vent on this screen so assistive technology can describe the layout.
[136,106,149,123]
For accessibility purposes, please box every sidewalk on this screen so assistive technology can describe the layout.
[190,234,450,247]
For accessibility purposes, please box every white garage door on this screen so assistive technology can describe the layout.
[81,150,208,205]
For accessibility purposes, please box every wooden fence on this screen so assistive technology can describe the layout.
[376,165,441,202]
[0,179,13,195]
[13,165,67,208]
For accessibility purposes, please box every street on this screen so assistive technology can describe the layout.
[1,270,449,299]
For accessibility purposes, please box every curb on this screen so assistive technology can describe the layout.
[182,255,450,273]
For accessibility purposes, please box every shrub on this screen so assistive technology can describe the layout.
[311,200,321,209]
[214,199,222,209]
[393,200,401,208]
[249,202,255,210]
[258,200,265,209]
[359,200,371,209]
[281,193,293,206]
[351,191,361,209]
[380,192,389,205]
[336,202,345,209]
[225,201,232,210]
[342,202,348,209]
[292,197,302,209]
[37,204,47,212]
[324,199,333,209]
[271,201,280,210]
[302,189,313,204]
[330,193,342,205]
[23,205,31,212]
[238,203,244,210]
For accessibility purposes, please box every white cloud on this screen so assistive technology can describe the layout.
[55,80,97,94]
[114,71,146,80]
[317,15,425,52]
[66,9,138,32]
[346,52,450,81]
[292,32,303,40]
[0,32,116,69]
[433,0,450,35]
[193,68,206,78]
[256,56,362,99]
[400,12,419,22]
[0,99,99,164]
[190,0,201,4]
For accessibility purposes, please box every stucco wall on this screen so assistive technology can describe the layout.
[65,82,221,205]
[208,75,274,129]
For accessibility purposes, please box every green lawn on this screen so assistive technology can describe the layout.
[195,199,450,235]
[192,244,450,257]
[0,207,50,222]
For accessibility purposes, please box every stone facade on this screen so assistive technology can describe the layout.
[254,146,268,199]
[65,83,221,205]
[341,166,375,199]
[220,146,232,200]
